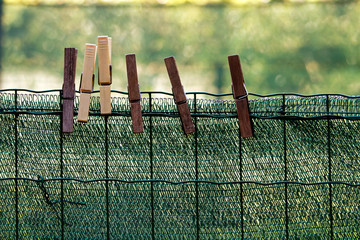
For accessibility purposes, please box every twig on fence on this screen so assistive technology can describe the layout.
[37,175,86,226]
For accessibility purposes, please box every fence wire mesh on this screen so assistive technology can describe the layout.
[0,89,359,239]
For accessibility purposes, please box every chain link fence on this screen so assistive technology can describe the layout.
[0,89,359,239]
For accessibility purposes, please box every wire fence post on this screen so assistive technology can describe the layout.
[282,94,289,239]
[14,90,19,240]
[105,115,110,240]
[239,127,244,239]
[327,95,334,239]
[149,92,155,240]
[59,90,65,240]
[194,93,200,240]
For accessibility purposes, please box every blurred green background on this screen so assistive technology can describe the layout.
[1,1,360,94]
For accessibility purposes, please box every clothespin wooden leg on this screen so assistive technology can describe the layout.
[164,56,195,135]
[78,44,97,123]
[126,54,143,133]
[62,48,77,133]
[100,84,112,115]
[228,55,253,138]
[98,36,112,115]
[78,93,91,122]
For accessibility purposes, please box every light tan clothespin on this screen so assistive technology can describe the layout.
[78,43,97,122]
[98,36,112,115]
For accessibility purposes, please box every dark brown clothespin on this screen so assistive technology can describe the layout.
[62,48,77,133]
[228,55,253,138]
[126,54,143,133]
[164,56,195,135]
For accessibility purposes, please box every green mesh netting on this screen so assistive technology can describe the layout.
[0,90,359,239]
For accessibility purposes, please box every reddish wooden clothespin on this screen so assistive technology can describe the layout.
[126,54,143,133]
[78,43,97,122]
[98,36,112,115]
[62,48,77,133]
[228,55,253,138]
[164,56,195,135]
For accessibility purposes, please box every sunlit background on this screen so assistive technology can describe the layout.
[0,0,359,94]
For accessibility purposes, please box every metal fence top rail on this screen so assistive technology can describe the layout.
[1,88,360,98]
[1,89,360,121]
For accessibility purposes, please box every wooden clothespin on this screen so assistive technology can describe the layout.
[98,36,112,115]
[78,43,97,122]
[228,55,253,138]
[126,54,143,133]
[62,48,77,133]
[164,56,195,135]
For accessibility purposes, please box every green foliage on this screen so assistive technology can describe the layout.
[2,3,360,93]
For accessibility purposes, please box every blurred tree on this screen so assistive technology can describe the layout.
[3,0,356,6]
[2,3,360,93]
[214,62,224,94]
